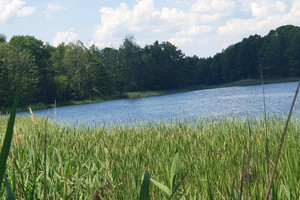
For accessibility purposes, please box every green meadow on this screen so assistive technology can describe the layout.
[0,115,299,199]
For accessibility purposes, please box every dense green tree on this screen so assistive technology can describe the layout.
[221,45,239,82]
[98,47,123,94]
[1,25,300,111]
[51,43,68,101]
[197,58,212,84]
[62,42,90,100]
[236,35,261,79]
[144,41,185,89]
[9,35,55,103]
[85,45,112,97]
[118,36,142,92]
[259,27,289,78]
[0,34,6,43]
[179,55,200,87]
[210,53,223,84]
[0,43,39,109]
[282,26,300,76]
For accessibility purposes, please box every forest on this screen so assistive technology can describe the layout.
[1,25,300,111]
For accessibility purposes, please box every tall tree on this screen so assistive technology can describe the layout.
[9,35,55,103]
[0,43,39,108]
[118,36,142,92]
[0,34,6,43]
[236,35,261,79]
[259,28,289,78]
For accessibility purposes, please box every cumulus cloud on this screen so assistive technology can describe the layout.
[212,0,300,55]
[0,0,36,23]
[218,0,300,37]
[191,0,236,14]
[43,3,67,20]
[52,28,78,46]
[169,37,193,46]
[91,0,300,57]
[175,25,211,37]
[290,1,300,16]
[92,0,219,48]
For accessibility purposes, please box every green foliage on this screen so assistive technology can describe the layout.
[0,34,6,43]
[139,170,150,200]
[0,116,298,198]
[1,25,300,111]
[0,75,20,193]
[150,151,182,197]
[150,178,172,196]
[4,175,15,200]
[0,42,38,109]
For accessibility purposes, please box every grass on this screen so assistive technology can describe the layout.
[0,115,299,199]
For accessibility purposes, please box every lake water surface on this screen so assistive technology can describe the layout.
[18,81,300,126]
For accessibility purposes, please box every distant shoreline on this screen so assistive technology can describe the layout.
[11,77,300,114]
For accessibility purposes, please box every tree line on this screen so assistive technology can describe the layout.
[1,25,300,111]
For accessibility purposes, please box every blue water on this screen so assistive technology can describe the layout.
[17,81,300,126]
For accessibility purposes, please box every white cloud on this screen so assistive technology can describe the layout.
[275,1,287,13]
[92,0,216,48]
[290,1,300,16]
[250,2,268,19]
[43,3,67,20]
[168,0,196,5]
[169,37,193,46]
[191,0,236,14]
[0,0,36,23]
[91,0,300,57]
[250,1,287,19]
[52,28,78,46]
[47,4,66,12]
[169,25,211,46]
[218,0,300,36]
[175,25,211,37]
[199,13,225,23]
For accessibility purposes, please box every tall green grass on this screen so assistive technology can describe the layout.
[0,116,299,199]
[0,77,21,199]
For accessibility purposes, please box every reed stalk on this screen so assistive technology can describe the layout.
[44,119,47,200]
[265,81,300,199]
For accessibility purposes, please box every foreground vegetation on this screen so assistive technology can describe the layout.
[0,115,299,199]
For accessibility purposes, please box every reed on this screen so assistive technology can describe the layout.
[265,81,300,199]
[0,115,299,199]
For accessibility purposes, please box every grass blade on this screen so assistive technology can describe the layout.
[139,170,150,200]
[4,175,15,200]
[260,66,270,183]
[265,81,300,200]
[150,178,171,196]
[44,119,47,200]
[168,167,190,200]
[236,169,240,199]
[170,151,179,190]
[0,80,21,191]
[207,173,213,200]
[246,121,252,200]
[239,144,247,200]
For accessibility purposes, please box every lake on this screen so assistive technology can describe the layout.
[18,81,300,126]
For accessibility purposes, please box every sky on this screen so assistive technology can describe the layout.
[1,0,300,58]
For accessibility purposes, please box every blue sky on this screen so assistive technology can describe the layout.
[1,0,300,57]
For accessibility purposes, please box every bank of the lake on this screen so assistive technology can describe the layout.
[13,77,299,113]
[0,116,299,199]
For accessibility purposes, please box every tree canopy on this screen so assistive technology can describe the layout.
[1,25,300,111]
